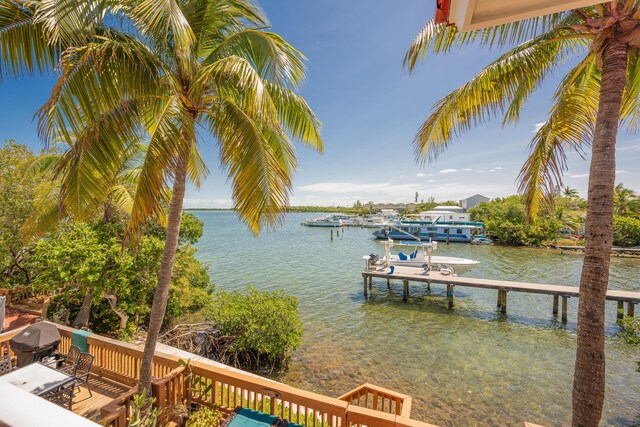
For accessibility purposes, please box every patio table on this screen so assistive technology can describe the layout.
[0,361,75,396]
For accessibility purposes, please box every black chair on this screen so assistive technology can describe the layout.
[72,352,94,397]
[59,345,81,374]
[44,383,75,410]
[0,354,13,375]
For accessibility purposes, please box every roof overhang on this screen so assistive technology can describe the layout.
[436,0,602,32]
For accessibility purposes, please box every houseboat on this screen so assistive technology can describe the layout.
[372,207,486,242]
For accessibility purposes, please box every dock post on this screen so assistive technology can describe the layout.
[447,284,454,308]
[553,295,559,316]
[387,278,390,288]
[497,289,502,309]
[331,230,333,241]
[403,280,409,302]
[627,302,635,318]
[617,301,624,320]
[363,276,368,297]
[561,296,568,322]
[427,281,431,292]
[368,275,373,289]
[500,291,508,314]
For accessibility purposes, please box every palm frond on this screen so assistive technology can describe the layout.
[413,28,587,164]
[517,54,599,220]
[0,0,60,79]
[403,11,575,71]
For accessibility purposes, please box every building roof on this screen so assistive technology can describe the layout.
[437,0,601,32]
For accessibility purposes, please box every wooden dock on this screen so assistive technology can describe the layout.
[362,266,640,322]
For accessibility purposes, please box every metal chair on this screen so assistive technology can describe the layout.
[0,354,13,375]
[72,352,94,397]
[59,345,81,374]
[44,383,75,410]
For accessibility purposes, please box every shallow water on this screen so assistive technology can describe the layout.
[193,211,640,427]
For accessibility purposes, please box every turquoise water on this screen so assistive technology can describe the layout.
[193,211,640,427]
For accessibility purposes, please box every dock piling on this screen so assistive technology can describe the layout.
[627,302,635,318]
[363,276,367,297]
[447,284,454,308]
[617,301,624,320]
[500,290,508,314]
[561,296,568,322]
[553,295,559,316]
[497,289,502,309]
[403,280,409,302]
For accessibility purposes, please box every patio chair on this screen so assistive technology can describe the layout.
[59,345,81,374]
[72,352,94,397]
[0,354,13,375]
[44,383,75,410]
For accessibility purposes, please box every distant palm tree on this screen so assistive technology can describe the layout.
[614,183,640,216]
[563,186,580,199]
[404,2,640,425]
[0,0,322,393]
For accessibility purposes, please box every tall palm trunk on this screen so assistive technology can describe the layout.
[138,138,193,393]
[572,37,628,426]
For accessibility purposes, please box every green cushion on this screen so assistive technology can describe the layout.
[71,329,93,353]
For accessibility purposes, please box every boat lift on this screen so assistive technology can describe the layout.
[364,239,439,274]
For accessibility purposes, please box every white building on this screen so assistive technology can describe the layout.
[461,194,490,211]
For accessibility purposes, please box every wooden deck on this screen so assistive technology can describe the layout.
[73,375,132,421]
[362,266,640,321]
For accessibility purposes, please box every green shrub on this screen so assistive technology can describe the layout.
[186,406,224,427]
[207,286,303,371]
[613,216,640,247]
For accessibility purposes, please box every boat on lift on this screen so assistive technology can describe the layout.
[368,240,480,275]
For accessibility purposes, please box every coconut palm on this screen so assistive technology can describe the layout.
[0,0,322,393]
[614,183,640,216]
[404,2,640,425]
[563,186,580,199]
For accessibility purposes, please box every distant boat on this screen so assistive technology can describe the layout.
[470,236,493,245]
[301,215,342,227]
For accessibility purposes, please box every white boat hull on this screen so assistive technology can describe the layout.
[387,255,479,275]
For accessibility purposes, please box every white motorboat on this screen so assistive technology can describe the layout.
[371,240,479,275]
[301,215,342,227]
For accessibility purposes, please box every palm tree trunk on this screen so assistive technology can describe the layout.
[572,37,628,426]
[72,290,93,328]
[138,140,192,393]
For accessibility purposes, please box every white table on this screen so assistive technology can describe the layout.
[0,362,75,396]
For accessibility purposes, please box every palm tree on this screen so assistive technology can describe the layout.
[614,183,640,216]
[563,186,580,199]
[0,0,322,393]
[404,2,640,425]
[23,140,148,327]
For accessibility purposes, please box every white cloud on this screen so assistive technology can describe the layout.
[533,122,546,133]
[427,179,435,183]
[617,145,640,152]
[416,173,434,177]
[616,170,626,174]
[184,198,232,208]
[462,168,473,172]
[568,173,589,179]
[297,181,421,195]
[439,168,457,174]
[495,166,504,170]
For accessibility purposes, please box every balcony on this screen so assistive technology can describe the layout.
[0,322,437,427]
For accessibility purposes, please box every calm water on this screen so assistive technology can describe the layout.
[193,211,640,427]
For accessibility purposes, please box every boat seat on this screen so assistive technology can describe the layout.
[398,252,408,261]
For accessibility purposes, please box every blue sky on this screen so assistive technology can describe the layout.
[1,0,639,207]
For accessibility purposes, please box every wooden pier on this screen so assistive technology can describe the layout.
[362,266,640,322]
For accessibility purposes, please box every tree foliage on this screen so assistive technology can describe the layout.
[207,286,303,370]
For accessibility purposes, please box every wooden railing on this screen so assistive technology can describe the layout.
[0,323,440,427]
[339,383,412,418]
